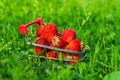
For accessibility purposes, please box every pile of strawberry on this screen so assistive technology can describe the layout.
[18,18,82,64]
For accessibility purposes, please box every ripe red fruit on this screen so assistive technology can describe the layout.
[65,39,82,52]
[35,18,44,37]
[65,39,81,64]
[48,51,58,59]
[48,51,53,58]
[34,47,47,56]
[34,47,41,54]
[36,38,49,45]
[52,36,66,48]
[36,25,44,37]
[34,38,49,55]
[42,23,58,42]
[62,29,76,43]
[18,25,28,34]
[53,53,58,58]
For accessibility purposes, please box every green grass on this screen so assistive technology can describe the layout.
[0,0,120,80]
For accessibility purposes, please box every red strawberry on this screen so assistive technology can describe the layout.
[34,38,49,55]
[48,51,53,58]
[53,53,58,58]
[52,36,66,48]
[36,38,49,45]
[48,51,58,59]
[18,25,28,34]
[34,47,47,56]
[42,23,58,42]
[34,47,41,54]
[65,39,82,52]
[35,18,45,37]
[36,25,44,37]
[65,39,81,64]
[62,29,76,43]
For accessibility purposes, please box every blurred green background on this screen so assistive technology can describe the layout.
[0,0,120,80]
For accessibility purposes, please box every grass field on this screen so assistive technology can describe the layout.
[0,0,120,80]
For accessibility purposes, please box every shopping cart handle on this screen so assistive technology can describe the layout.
[26,41,83,54]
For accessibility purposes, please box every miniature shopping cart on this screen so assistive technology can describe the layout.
[25,37,88,63]
[18,18,89,64]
